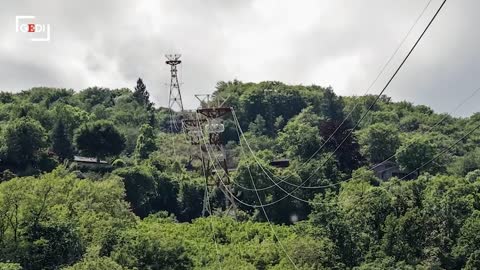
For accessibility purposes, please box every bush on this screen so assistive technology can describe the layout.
[112,159,126,168]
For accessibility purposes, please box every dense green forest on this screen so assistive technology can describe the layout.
[0,79,479,269]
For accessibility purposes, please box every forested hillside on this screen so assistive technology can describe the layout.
[0,79,479,269]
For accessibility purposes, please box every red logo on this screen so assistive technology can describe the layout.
[15,16,51,42]
[28,24,35,32]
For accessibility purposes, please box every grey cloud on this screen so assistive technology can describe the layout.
[0,52,63,90]
[0,0,478,116]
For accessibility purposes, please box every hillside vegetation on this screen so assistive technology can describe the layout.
[0,80,479,269]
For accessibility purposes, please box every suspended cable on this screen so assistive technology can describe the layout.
[198,146,222,268]
[233,90,480,208]
[203,111,394,209]
[197,89,477,219]
[168,87,178,158]
[201,113,338,207]
[399,120,480,180]
[196,0,448,208]
[245,149,299,269]
[229,0,448,194]
[232,84,480,193]
[196,115,313,269]
[197,112,290,208]
[241,0,436,184]
[371,85,480,170]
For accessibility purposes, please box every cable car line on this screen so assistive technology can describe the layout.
[234,0,436,185]
[229,0,447,195]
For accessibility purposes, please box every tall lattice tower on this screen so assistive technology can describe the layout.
[165,54,184,112]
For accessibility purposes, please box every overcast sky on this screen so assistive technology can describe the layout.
[1,0,479,116]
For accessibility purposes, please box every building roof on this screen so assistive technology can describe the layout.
[73,156,108,164]
[270,159,290,168]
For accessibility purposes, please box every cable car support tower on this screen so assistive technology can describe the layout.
[166,54,184,112]
[199,105,237,218]
[182,94,237,218]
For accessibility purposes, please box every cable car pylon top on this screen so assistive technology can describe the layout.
[165,54,184,112]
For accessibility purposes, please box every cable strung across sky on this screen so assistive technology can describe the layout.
[189,1,451,268]
[230,97,480,207]
[228,0,446,190]
[198,0,451,209]
[250,0,436,186]
[196,112,299,269]
[228,0,448,195]
[230,84,480,195]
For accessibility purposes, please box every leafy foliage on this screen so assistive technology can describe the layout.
[134,124,157,161]
[0,118,47,169]
[51,120,74,161]
[358,123,400,163]
[75,120,126,160]
[0,80,479,269]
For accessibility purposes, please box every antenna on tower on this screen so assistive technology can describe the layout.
[165,54,184,112]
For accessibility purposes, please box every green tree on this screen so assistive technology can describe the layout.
[177,181,204,222]
[75,120,125,161]
[0,118,46,168]
[399,114,421,132]
[420,175,476,269]
[382,210,425,263]
[317,87,345,122]
[316,88,362,171]
[111,217,192,270]
[0,92,15,104]
[309,169,389,267]
[396,135,435,174]
[76,87,114,111]
[113,166,157,217]
[51,120,74,161]
[465,251,480,270]
[63,257,125,270]
[133,78,155,126]
[234,158,307,224]
[0,263,22,270]
[453,211,480,266]
[294,153,345,199]
[274,115,285,132]
[134,124,157,161]
[466,169,480,183]
[22,222,84,270]
[450,148,480,176]
[0,169,16,182]
[278,120,321,160]
[133,78,151,110]
[113,166,179,218]
[0,168,133,269]
[52,104,90,139]
[248,114,267,136]
[24,87,73,108]
[358,123,400,163]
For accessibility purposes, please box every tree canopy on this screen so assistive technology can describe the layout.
[75,120,126,161]
[0,81,479,269]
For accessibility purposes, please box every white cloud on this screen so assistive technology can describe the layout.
[0,0,479,116]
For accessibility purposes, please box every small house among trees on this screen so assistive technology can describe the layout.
[72,156,110,169]
[372,160,417,180]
